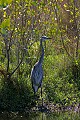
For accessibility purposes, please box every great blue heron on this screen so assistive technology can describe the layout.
[31,36,51,106]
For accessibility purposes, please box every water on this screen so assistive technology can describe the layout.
[0,111,80,120]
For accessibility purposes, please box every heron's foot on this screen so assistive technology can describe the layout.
[38,105,48,112]
[34,94,39,100]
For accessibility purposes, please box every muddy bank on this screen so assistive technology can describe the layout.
[31,102,80,113]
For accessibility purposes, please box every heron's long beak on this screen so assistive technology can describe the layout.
[45,37,51,40]
[41,36,51,41]
[47,37,51,39]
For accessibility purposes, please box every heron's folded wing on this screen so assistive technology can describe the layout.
[31,65,43,86]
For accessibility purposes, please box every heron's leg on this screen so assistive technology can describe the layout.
[41,86,43,107]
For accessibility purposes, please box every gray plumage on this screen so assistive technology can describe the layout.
[31,36,51,94]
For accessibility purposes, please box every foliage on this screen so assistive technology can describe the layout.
[44,53,80,106]
[0,0,80,111]
[0,77,35,111]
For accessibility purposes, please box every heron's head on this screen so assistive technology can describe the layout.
[41,36,51,41]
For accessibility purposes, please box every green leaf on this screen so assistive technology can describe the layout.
[0,18,10,34]
[1,28,7,35]
[1,18,10,28]
[0,0,12,8]
[32,1,37,6]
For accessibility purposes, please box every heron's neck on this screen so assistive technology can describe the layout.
[39,40,44,64]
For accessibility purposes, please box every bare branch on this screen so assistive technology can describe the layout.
[9,57,24,77]
[73,0,80,58]
[60,31,72,58]
[54,0,73,58]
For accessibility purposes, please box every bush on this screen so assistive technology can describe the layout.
[0,77,35,112]
[43,53,80,106]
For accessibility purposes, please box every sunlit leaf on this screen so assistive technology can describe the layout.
[1,18,10,28]
[0,0,12,8]
[0,18,10,34]
[32,1,37,6]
